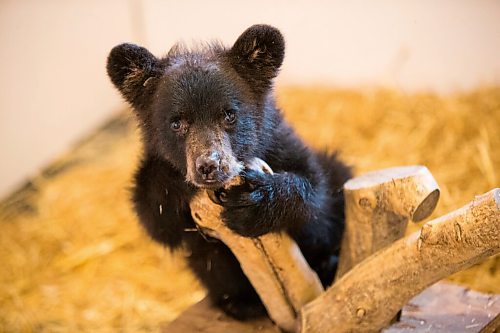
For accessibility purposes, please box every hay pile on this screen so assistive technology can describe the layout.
[0,87,498,332]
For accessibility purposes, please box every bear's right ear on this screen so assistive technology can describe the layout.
[106,43,163,108]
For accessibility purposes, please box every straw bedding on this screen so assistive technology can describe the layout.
[0,87,498,332]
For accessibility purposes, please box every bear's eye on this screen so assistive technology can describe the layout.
[224,110,236,125]
[170,119,182,132]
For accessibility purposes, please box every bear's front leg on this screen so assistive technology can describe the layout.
[219,169,317,237]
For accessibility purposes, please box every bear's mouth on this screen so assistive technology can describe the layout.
[192,178,229,190]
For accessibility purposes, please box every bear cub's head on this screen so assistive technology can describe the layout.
[107,25,285,189]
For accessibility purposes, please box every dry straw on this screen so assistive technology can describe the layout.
[0,87,498,332]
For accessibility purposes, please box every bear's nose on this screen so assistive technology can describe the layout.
[196,152,221,181]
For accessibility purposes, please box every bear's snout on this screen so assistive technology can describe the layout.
[185,128,244,188]
[195,151,221,181]
[189,148,243,188]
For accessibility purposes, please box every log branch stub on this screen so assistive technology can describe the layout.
[336,166,440,279]
[189,158,324,333]
[299,188,500,333]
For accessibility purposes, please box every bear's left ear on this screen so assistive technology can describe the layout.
[228,25,285,94]
[107,43,163,109]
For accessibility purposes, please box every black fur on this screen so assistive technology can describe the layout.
[107,24,352,320]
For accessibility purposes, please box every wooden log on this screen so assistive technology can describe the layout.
[336,166,440,278]
[189,158,324,333]
[299,188,500,333]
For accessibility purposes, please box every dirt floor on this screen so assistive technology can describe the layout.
[0,87,498,332]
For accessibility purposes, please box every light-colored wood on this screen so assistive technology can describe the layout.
[189,158,323,333]
[299,188,500,333]
[336,166,440,278]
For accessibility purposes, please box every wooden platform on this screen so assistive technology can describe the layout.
[163,282,500,333]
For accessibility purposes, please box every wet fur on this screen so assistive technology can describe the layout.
[107,25,352,320]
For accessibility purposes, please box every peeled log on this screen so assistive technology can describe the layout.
[189,159,323,333]
[299,188,500,333]
[336,166,440,278]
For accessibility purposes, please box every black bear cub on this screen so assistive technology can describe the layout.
[107,24,351,320]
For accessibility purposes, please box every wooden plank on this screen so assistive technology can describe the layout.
[163,282,500,333]
[384,283,500,333]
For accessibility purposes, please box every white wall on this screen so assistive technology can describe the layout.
[1,0,499,199]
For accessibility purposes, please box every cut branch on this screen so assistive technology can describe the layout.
[299,188,500,333]
[189,158,323,333]
[336,166,440,278]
